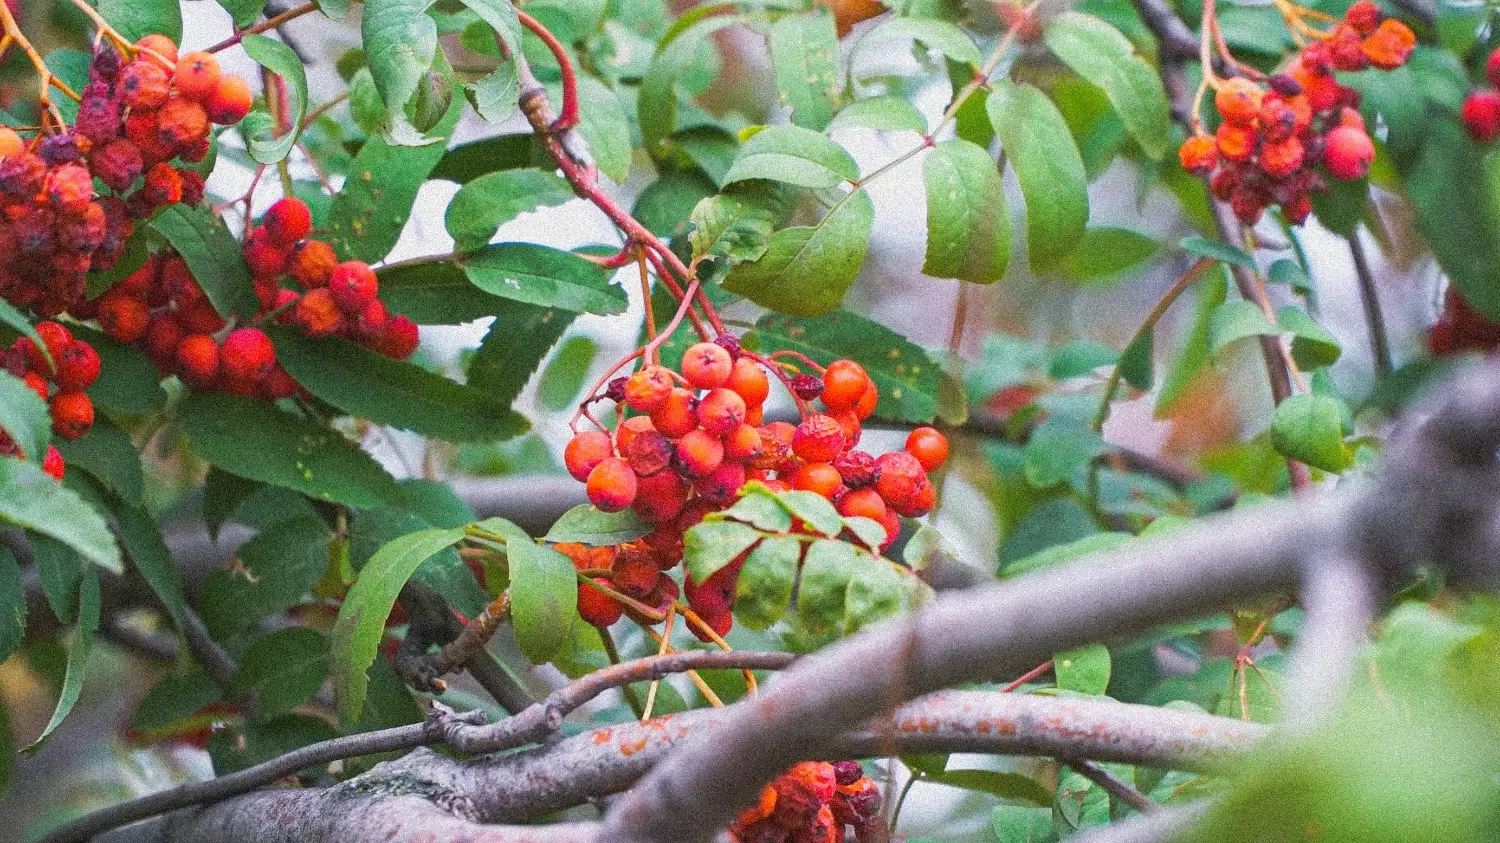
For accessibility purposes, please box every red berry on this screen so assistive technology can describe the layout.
[353,298,389,339]
[1322,125,1375,179]
[207,73,253,125]
[21,372,48,401]
[792,414,846,463]
[143,311,186,368]
[1344,0,1381,34]
[50,391,94,439]
[293,288,343,338]
[220,327,276,383]
[156,97,210,148]
[694,461,746,504]
[632,468,690,524]
[586,457,638,512]
[675,428,725,477]
[175,333,220,385]
[289,240,337,288]
[874,451,925,511]
[328,260,378,314]
[836,487,887,522]
[820,359,869,412]
[727,356,770,406]
[565,429,614,482]
[173,52,221,102]
[23,322,73,373]
[263,197,313,247]
[244,228,292,281]
[791,462,842,499]
[876,507,900,551]
[1489,47,1500,89]
[372,315,419,359]
[610,550,661,597]
[696,387,746,434]
[120,61,170,109]
[91,139,144,193]
[681,341,733,389]
[98,294,150,342]
[577,578,624,627]
[1462,90,1500,143]
[179,298,227,334]
[905,426,949,471]
[54,340,100,391]
[142,162,183,206]
[42,444,64,480]
[135,35,179,68]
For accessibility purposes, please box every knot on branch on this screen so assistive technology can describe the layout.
[337,750,482,822]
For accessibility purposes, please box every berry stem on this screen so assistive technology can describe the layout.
[1347,230,1393,380]
[206,2,319,53]
[643,626,725,707]
[637,247,658,359]
[66,0,135,57]
[640,604,676,721]
[1000,659,1053,692]
[677,605,757,694]
[742,349,814,417]
[516,8,579,132]
[0,0,77,130]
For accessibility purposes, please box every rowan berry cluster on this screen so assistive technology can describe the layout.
[1177,1,1414,225]
[1427,287,1500,355]
[1460,47,1500,142]
[561,340,948,637]
[0,39,249,319]
[90,197,417,399]
[730,761,883,843]
[1,321,101,479]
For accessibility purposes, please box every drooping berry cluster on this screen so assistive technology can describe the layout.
[1,321,101,478]
[1427,287,1500,355]
[1460,47,1500,142]
[91,197,417,400]
[561,340,948,638]
[0,39,249,319]
[730,761,883,843]
[1177,1,1414,225]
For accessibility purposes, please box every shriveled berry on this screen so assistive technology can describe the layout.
[792,414,846,462]
[751,421,796,472]
[50,391,94,439]
[173,52,222,101]
[790,373,823,400]
[611,550,661,597]
[39,134,81,166]
[874,450,925,511]
[650,387,699,438]
[624,365,674,412]
[565,430,614,482]
[681,341,732,389]
[697,387,746,434]
[98,293,150,342]
[833,450,878,488]
[156,97,210,148]
[45,164,94,215]
[675,428,725,477]
[54,340,100,390]
[207,73,253,125]
[92,138,144,192]
[1322,125,1375,179]
[289,239,337,288]
[220,327,276,383]
[586,457,638,512]
[329,260,378,314]
[615,415,655,454]
[293,288,343,338]
[694,461,746,504]
[263,197,313,248]
[141,162,183,206]
[624,428,674,477]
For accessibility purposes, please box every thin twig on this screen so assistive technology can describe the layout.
[1066,758,1160,814]
[1347,231,1393,380]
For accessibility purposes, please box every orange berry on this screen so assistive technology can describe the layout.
[791,462,842,499]
[1178,134,1218,175]
[293,288,344,338]
[1215,122,1256,162]
[853,379,879,420]
[836,487,887,522]
[0,127,22,160]
[1259,136,1304,178]
[820,359,869,412]
[724,423,765,462]
[696,387,746,434]
[874,451,924,511]
[649,387,698,438]
[175,333,220,385]
[207,73,252,125]
[289,240,337,288]
[905,426,949,471]
[174,52,221,101]
[610,550,661,597]
[792,414,846,463]
[832,409,861,448]
[674,428,725,477]
[1213,78,1263,126]
[135,34,179,68]
[49,391,93,439]
[157,96,210,147]
[1362,18,1414,70]
[727,356,769,405]
[751,421,796,471]
[681,341,732,389]
[586,457,638,512]
[633,469,690,524]
[565,430,614,482]
[120,60,170,109]
[624,365,673,412]
[97,294,150,342]
[876,507,900,551]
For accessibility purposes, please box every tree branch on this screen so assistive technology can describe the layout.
[1066,759,1159,814]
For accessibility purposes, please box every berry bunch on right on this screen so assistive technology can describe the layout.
[1177,0,1414,225]
[730,761,883,843]
[1460,47,1500,143]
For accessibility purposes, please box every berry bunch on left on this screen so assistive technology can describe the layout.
[0,321,101,479]
[0,40,249,319]
[730,761,883,843]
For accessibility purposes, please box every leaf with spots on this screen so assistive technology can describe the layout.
[751,309,943,424]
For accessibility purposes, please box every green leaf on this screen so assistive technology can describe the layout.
[1271,393,1349,473]
[796,539,860,634]
[1118,328,1154,391]
[178,392,404,510]
[456,0,525,55]
[362,0,440,120]
[0,299,45,366]
[829,96,928,134]
[723,125,859,189]
[538,336,597,411]
[684,521,763,582]
[203,468,260,541]
[446,169,573,252]
[1208,299,1278,354]
[1049,340,1117,379]
[688,192,778,266]
[31,535,81,623]
[240,35,309,164]
[326,96,462,263]
[69,325,167,415]
[332,527,465,719]
[778,490,844,537]
[208,714,339,775]
[268,329,528,443]
[986,82,1088,272]
[733,534,799,630]
[722,189,873,316]
[1181,235,1256,268]
[1056,227,1159,284]
[639,13,750,159]
[544,506,651,545]
[99,0,182,41]
[1157,267,1227,415]
[43,51,89,122]
[232,628,331,719]
[24,569,98,753]
[150,206,260,319]
[1277,306,1341,370]
[1407,122,1500,320]
[378,259,514,324]
[0,548,26,664]
[843,562,906,632]
[467,301,577,407]
[114,504,186,631]
[54,415,142,506]
[1054,643,1111,695]
[199,516,333,639]
[467,60,519,123]
[507,539,579,664]
[431,134,544,183]
[0,371,50,468]
[922,139,1011,284]
[1043,13,1171,159]
[0,459,120,573]
[992,805,1057,842]
[1023,416,1105,487]
[856,18,982,66]
[1267,258,1312,296]
[722,488,793,533]
[768,10,840,130]
[460,243,627,315]
[551,75,632,184]
[752,308,941,423]
[215,0,268,28]
[926,769,1052,806]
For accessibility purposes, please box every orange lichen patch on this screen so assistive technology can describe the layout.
[593,728,613,744]
[620,736,649,756]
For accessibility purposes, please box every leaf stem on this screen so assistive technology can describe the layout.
[1347,230,1393,380]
